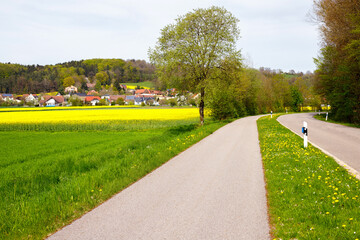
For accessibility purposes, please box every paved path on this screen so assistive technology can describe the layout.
[278,113,360,173]
[48,116,270,240]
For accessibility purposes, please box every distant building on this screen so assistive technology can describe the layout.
[65,85,78,94]
[85,96,101,106]
[87,90,98,95]
[39,95,65,107]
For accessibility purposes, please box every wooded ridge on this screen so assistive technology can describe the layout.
[0,59,156,94]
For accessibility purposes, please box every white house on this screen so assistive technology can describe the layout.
[65,86,78,94]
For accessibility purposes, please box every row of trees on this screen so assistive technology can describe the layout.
[0,59,156,94]
[313,0,360,123]
[206,67,318,120]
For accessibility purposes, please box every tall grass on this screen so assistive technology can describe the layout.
[0,118,226,239]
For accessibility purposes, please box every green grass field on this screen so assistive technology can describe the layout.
[257,115,360,239]
[0,116,227,239]
[121,81,154,89]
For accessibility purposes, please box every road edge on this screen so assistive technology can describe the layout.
[277,115,360,181]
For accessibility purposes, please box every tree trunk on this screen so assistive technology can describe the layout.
[199,87,205,125]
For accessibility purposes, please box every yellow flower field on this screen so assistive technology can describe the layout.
[0,108,200,124]
[125,85,151,90]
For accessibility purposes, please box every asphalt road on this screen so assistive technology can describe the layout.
[278,113,360,173]
[48,116,270,240]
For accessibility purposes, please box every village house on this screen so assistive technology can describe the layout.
[135,89,151,95]
[73,93,88,103]
[64,85,78,94]
[39,95,65,107]
[1,94,14,101]
[85,96,101,106]
[125,95,135,105]
[109,95,126,104]
[22,94,39,104]
[87,90,99,96]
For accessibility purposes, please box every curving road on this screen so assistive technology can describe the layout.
[48,116,270,240]
[278,113,360,173]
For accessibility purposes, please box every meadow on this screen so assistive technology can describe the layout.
[121,81,154,89]
[0,107,227,239]
[258,115,360,239]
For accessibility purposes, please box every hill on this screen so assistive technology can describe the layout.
[0,59,156,94]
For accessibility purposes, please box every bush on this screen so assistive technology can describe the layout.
[68,97,83,106]
[168,98,177,107]
[159,99,168,106]
[116,98,125,105]
[188,99,197,107]
[208,91,237,120]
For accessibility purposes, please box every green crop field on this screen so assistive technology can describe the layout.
[0,109,227,239]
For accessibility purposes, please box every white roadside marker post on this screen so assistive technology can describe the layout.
[271,111,272,118]
[302,121,308,148]
[326,112,328,121]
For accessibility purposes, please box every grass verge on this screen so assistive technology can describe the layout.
[257,114,360,239]
[314,113,360,128]
[0,119,228,239]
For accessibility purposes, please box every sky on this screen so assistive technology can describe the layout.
[0,0,320,73]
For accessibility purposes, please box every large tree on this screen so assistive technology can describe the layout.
[313,0,360,123]
[149,6,241,124]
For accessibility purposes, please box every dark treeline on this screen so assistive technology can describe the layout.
[0,59,156,94]
[313,0,360,123]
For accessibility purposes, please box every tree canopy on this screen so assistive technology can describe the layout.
[0,59,156,94]
[313,0,360,123]
[149,6,241,124]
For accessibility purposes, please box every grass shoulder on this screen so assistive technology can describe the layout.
[257,114,360,239]
[314,114,360,128]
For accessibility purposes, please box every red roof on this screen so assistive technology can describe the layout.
[85,96,101,102]
[109,95,125,101]
[135,89,151,94]
[39,95,64,104]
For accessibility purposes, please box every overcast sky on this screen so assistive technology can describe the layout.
[0,0,320,72]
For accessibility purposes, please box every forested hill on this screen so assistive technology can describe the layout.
[0,59,156,94]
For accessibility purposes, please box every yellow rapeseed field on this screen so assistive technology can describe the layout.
[0,108,200,124]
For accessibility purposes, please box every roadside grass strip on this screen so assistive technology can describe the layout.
[0,118,227,239]
[314,113,360,129]
[257,115,360,239]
